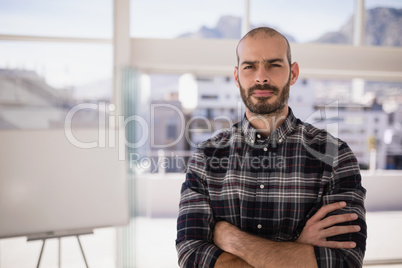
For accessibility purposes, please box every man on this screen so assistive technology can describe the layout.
[176,27,366,267]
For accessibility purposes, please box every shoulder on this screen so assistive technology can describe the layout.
[187,124,240,175]
[292,119,344,148]
[196,123,241,152]
[293,119,357,168]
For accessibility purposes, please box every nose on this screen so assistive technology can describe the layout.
[255,67,270,84]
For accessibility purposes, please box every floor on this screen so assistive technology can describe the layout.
[1,212,402,268]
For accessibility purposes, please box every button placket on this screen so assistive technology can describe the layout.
[255,137,269,234]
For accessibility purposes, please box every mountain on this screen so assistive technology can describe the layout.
[178,8,401,47]
[179,16,242,39]
[178,15,296,42]
[314,7,402,46]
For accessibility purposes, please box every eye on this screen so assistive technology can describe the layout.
[270,64,281,68]
[244,65,254,70]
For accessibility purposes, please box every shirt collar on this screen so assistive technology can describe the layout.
[241,107,297,145]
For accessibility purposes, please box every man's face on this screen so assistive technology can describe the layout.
[234,35,298,116]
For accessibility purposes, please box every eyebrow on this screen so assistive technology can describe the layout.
[240,58,285,66]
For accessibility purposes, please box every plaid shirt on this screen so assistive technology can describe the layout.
[176,108,367,268]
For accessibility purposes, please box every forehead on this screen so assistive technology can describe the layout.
[237,35,288,63]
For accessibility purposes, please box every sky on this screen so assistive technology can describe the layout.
[0,0,401,88]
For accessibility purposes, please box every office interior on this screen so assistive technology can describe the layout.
[0,0,402,267]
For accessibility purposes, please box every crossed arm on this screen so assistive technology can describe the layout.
[213,202,361,268]
[177,146,366,267]
[177,179,366,268]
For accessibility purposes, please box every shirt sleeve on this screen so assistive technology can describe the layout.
[313,142,367,268]
[176,150,223,268]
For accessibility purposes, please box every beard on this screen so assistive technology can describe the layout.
[239,78,290,116]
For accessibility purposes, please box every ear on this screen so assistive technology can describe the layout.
[234,66,240,88]
[290,62,299,86]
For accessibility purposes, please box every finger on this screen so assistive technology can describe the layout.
[309,202,347,222]
[318,240,357,249]
[319,213,358,229]
[322,225,361,238]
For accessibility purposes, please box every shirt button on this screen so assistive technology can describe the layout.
[251,139,255,144]
[260,184,264,189]
[278,138,283,144]
[263,147,267,151]
[257,224,262,229]
[257,134,261,139]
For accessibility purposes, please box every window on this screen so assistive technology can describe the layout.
[130,0,243,39]
[201,94,218,100]
[296,78,402,170]
[206,108,213,118]
[0,42,113,130]
[167,124,177,139]
[250,0,354,44]
[365,0,402,47]
[197,76,214,82]
[0,0,112,38]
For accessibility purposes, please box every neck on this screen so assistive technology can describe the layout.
[245,105,289,138]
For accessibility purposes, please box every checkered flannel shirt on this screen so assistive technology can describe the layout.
[176,108,367,268]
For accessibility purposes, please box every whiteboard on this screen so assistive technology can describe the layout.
[0,128,129,239]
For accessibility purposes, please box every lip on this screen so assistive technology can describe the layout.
[252,90,275,97]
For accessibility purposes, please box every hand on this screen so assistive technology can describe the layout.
[296,201,361,249]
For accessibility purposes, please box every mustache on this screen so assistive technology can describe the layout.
[248,84,279,94]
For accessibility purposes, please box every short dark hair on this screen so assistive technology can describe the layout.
[236,27,292,67]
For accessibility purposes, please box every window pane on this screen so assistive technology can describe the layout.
[126,72,241,174]
[131,73,402,267]
[0,0,112,38]
[290,78,402,170]
[365,0,402,46]
[0,42,113,129]
[364,80,402,169]
[130,0,243,39]
[136,72,402,172]
[250,0,354,44]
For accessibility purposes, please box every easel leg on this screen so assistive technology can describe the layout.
[76,235,89,268]
[37,239,46,268]
[58,238,61,268]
